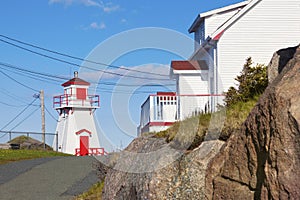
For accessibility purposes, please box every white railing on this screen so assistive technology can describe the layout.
[139,94,224,129]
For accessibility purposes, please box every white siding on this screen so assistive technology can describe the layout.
[53,108,100,155]
[178,74,208,95]
[218,0,300,91]
[205,8,242,37]
[138,95,177,135]
[177,74,209,119]
[178,96,210,120]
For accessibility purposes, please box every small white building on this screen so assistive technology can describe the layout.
[169,60,219,119]
[52,72,105,156]
[138,92,177,136]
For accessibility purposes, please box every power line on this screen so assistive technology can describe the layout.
[0,100,27,107]
[0,34,169,77]
[0,61,174,87]
[9,106,40,131]
[0,87,36,104]
[0,65,63,86]
[0,61,66,81]
[45,106,58,122]
[0,65,171,95]
[0,38,170,81]
[0,70,39,92]
[0,98,38,138]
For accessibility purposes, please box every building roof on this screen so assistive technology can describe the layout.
[156,92,176,96]
[189,1,249,33]
[62,77,90,87]
[189,0,261,60]
[171,60,208,70]
[210,0,261,41]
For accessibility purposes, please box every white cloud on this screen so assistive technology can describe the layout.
[103,4,120,13]
[48,0,120,13]
[82,0,101,7]
[120,18,127,23]
[49,0,73,5]
[90,22,106,29]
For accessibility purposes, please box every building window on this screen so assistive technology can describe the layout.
[195,21,205,50]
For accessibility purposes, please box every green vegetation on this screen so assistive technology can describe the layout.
[0,149,71,165]
[9,135,34,144]
[74,181,105,200]
[154,58,267,149]
[9,135,52,150]
[224,57,267,107]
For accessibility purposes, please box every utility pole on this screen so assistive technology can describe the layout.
[40,90,46,150]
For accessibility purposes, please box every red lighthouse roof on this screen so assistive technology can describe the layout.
[61,72,90,87]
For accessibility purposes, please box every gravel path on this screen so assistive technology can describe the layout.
[0,156,100,200]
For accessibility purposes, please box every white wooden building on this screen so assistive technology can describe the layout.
[138,92,177,136]
[188,0,300,104]
[138,0,300,135]
[170,60,217,120]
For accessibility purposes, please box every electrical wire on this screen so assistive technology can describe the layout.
[0,70,39,92]
[0,61,175,93]
[0,100,27,107]
[0,98,37,130]
[0,61,66,81]
[0,34,169,77]
[0,98,38,138]
[45,106,58,122]
[9,106,40,131]
[0,87,35,104]
[0,38,170,81]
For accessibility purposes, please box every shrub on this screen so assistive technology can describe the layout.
[224,57,268,107]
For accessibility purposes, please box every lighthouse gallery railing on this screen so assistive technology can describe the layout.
[53,94,100,108]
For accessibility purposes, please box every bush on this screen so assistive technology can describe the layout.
[224,57,268,107]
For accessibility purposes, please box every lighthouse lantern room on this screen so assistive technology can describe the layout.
[52,72,104,156]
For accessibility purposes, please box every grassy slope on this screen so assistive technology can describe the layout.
[0,149,71,165]
[74,181,104,200]
[154,96,259,149]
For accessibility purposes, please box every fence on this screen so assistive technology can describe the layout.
[0,130,58,151]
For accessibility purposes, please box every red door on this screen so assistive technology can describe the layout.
[80,136,89,156]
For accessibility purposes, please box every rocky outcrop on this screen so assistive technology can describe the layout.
[101,136,224,200]
[101,44,300,199]
[206,44,300,199]
[268,46,297,83]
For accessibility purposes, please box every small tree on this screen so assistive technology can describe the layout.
[224,57,268,107]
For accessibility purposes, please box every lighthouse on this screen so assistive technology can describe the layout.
[53,72,104,156]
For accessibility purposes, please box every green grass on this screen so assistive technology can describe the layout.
[0,149,71,165]
[74,181,104,200]
[154,96,260,150]
[220,96,259,140]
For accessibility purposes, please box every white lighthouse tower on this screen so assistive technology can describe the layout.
[52,72,104,156]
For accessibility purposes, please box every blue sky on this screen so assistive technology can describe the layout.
[0,0,245,151]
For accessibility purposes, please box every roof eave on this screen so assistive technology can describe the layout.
[188,1,250,34]
[188,15,202,33]
[200,1,250,18]
[211,0,261,40]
